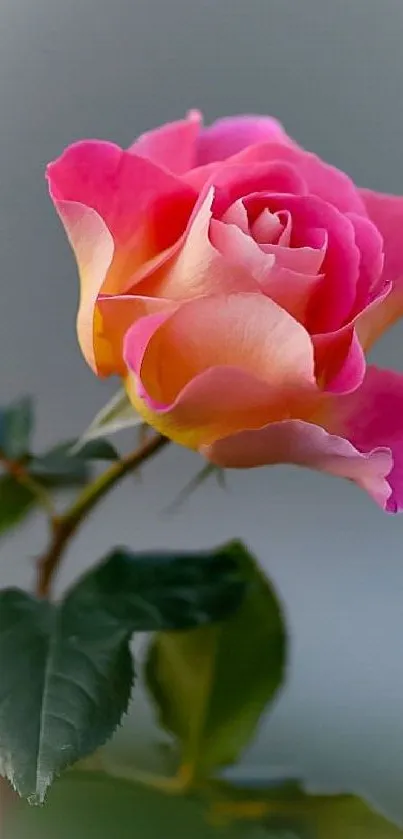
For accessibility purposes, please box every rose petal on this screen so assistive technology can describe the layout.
[123,293,317,446]
[138,189,259,299]
[125,292,315,406]
[251,208,284,244]
[95,294,174,375]
[46,201,114,372]
[203,418,392,510]
[226,142,367,214]
[125,365,281,448]
[129,109,202,174]
[211,161,307,218]
[253,193,360,332]
[47,141,196,256]
[314,328,366,394]
[209,219,322,323]
[356,189,403,350]
[325,365,403,512]
[47,141,196,371]
[221,199,250,233]
[347,212,384,315]
[196,114,292,165]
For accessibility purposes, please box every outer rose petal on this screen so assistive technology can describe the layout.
[47,201,114,372]
[47,141,196,259]
[47,140,196,372]
[356,189,403,350]
[324,366,403,512]
[95,294,174,375]
[129,110,202,174]
[196,115,293,165]
[203,419,392,510]
[125,366,285,449]
[126,293,316,405]
[123,293,318,446]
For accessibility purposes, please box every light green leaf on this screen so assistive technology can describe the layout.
[307,794,403,838]
[74,389,143,451]
[145,545,286,778]
[0,544,245,802]
[0,397,34,460]
[209,780,403,838]
[7,772,264,839]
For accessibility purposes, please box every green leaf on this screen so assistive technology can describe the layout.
[305,795,403,838]
[209,780,403,838]
[0,475,36,534]
[29,443,90,487]
[0,396,33,460]
[76,439,119,461]
[145,545,286,778]
[29,438,118,488]
[7,772,263,839]
[0,588,133,804]
[0,544,245,802]
[67,543,246,632]
[74,389,143,450]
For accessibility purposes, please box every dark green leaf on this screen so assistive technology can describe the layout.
[7,772,260,839]
[76,439,119,461]
[0,475,36,535]
[67,542,246,632]
[0,397,33,460]
[208,780,403,838]
[0,544,245,802]
[29,439,118,489]
[0,588,133,804]
[29,443,90,487]
[145,545,286,778]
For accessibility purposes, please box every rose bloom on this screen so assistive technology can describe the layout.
[48,111,403,511]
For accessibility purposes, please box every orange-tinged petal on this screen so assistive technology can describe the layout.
[53,201,114,372]
[47,140,197,373]
[125,366,281,448]
[135,293,316,404]
[95,295,174,376]
[123,293,317,447]
[136,189,259,300]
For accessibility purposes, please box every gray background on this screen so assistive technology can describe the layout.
[1,0,403,824]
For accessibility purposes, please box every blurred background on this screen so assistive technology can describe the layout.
[1,0,403,826]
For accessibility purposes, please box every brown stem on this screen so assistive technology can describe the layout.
[36,433,169,598]
[0,777,18,834]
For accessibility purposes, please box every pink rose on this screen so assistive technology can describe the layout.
[47,111,403,511]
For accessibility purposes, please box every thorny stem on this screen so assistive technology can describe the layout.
[36,433,170,598]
